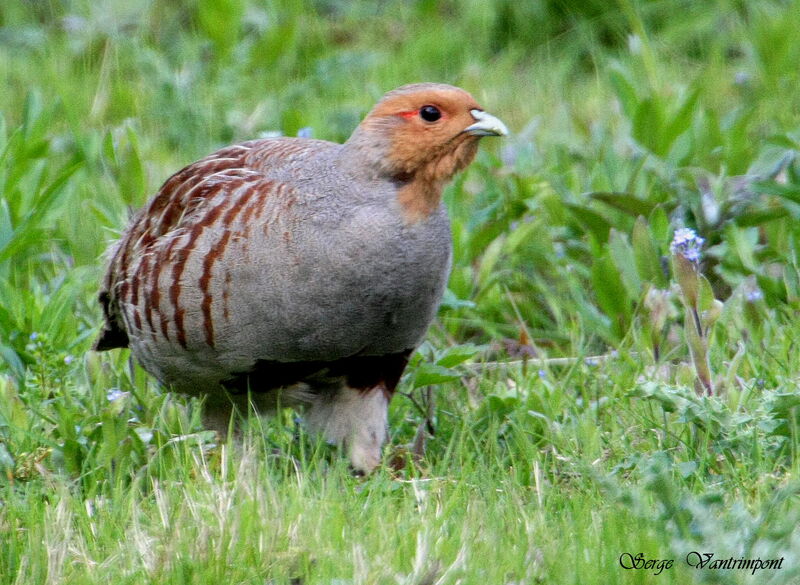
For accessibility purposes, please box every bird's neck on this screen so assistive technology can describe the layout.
[338,132,447,223]
[394,174,446,223]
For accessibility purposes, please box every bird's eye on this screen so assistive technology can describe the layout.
[419,105,442,122]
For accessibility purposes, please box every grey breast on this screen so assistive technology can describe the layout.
[212,177,453,366]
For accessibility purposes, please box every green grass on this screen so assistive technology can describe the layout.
[3,0,800,583]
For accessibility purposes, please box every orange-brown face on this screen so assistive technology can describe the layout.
[358,83,507,183]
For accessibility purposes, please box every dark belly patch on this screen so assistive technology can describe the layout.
[222,350,413,396]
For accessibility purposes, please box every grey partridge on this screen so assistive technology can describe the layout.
[94,83,507,472]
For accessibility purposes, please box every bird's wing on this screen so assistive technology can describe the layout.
[93,139,335,351]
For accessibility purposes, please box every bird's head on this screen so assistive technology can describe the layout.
[343,83,507,221]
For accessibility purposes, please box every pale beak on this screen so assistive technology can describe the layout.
[465,109,509,137]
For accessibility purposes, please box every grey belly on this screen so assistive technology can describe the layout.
[217,241,450,362]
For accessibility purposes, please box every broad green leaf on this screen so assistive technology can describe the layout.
[0,199,12,250]
[0,345,25,379]
[755,274,786,304]
[411,363,460,388]
[439,288,476,311]
[122,125,146,205]
[21,91,43,137]
[753,180,800,204]
[503,220,540,255]
[661,87,700,152]
[102,130,117,168]
[608,229,641,299]
[697,274,718,313]
[734,207,789,227]
[632,216,666,287]
[649,205,670,246]
[766,134,800,150]
[632,97,663,156]
[477,236,505,288]
[784,262,800,302]
[591,252,630,336]
[590,191,661,218]
[565,203,612,242]
[608,66,639,119]
[629,381,689,413]
[765,393,800,437]
[436,344,483,368]
[725,224,758,271]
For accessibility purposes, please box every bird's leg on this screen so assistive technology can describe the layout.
[202,387,297,439]
[200,391,240,439]
[303,382,390,474]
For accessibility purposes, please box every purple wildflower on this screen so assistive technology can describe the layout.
[106,388,129,402]
[746,288,764,303]
[670,228,705,263]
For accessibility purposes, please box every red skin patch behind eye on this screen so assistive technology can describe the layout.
[396,109,447,121]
